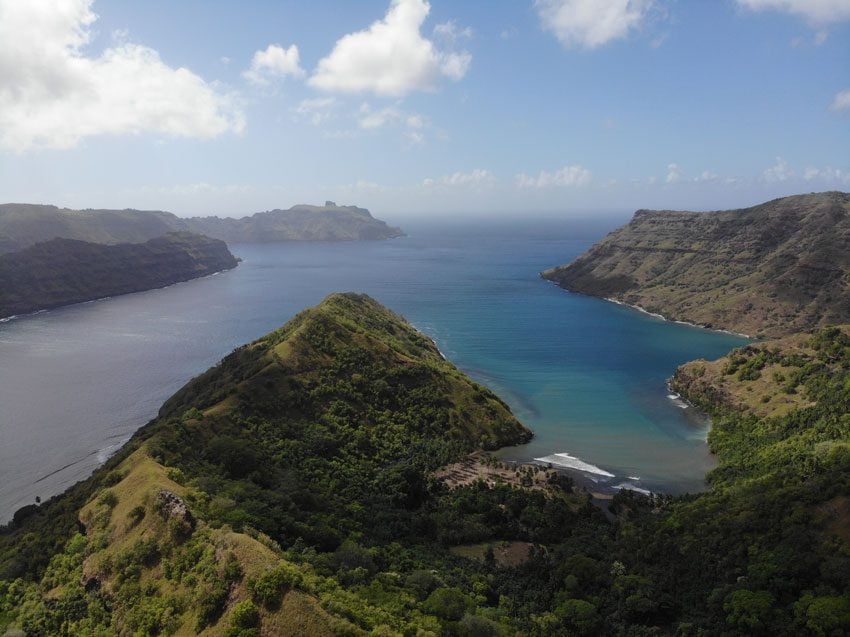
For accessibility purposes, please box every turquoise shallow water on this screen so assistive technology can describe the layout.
[0,218,746,521]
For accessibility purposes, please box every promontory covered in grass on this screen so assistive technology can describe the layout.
[542,192,850,338]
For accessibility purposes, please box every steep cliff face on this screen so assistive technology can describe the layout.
[0,231,238,318]
[542,192,850,337]
[0,202,402,253]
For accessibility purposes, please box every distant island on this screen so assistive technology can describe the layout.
[0,201,403,254]
[182,201,404,244]
[0,232,237,319]
[542,191,850,338]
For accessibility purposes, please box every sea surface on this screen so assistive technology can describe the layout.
[0,217,746,522]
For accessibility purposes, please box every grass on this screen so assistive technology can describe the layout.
[70,447,343,636]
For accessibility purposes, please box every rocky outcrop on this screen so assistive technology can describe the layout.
[156,490,195,533]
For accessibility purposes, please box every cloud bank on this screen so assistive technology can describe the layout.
[0,0,244,152]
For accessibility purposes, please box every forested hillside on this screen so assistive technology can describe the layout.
[2,296,850,635]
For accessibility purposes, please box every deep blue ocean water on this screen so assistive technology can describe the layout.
[0,218,746,521]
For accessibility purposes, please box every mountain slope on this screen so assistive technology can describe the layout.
[0,232,238,318]
[0,293,553,635]
[542,192,850,337]
[0,202,402,254]
[4,296,850,634]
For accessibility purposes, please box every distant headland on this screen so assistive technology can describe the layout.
[542,191,850,338]
[0,201,403,254]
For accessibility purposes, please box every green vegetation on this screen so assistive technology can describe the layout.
[0,232,237,318]
[3,294,850,635]
[542,191,850,338]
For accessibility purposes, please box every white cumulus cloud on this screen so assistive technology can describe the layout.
[534,0,656,49]
[243,44,305,85]
[803,166,850,184]
[736,0,850,24]
[309,0,471,96]
[293,97,336,125]
[358,103,426,131]
[433,20,474,42]
[665,163,683,184]
[0,0,244,152]
[762,157,794,182]
[515,165,592,188]
[423,169,495,188]
[831,89,850,112]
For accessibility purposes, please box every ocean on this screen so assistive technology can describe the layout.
[0,217,746,522]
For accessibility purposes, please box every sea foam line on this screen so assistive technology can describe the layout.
[604,297,751,338]
[614,482,653,496]
[535,452,616,478]
[666,392,690,409]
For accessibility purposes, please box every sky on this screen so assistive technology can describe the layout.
[0,0,848,219]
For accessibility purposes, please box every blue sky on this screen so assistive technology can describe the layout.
[0,0,847,218]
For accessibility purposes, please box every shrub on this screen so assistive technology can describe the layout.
[422,587,472,622]
[225,599,260,637]
[196,580,230,631]
[248,562,303,609]
[97,490,118,508]
[127,505,146,526]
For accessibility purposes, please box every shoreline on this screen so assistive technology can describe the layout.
[602,296,752,339]
[540,277,752,338]
[0,262,239,324]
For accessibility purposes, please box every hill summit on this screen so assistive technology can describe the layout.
[0,292,537,635]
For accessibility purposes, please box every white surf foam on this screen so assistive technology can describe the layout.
[535,452,616,478]
[614,482,652,496]
[667,392,689,409]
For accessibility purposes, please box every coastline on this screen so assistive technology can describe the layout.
[540,275,752,339]
[0,262,239,324]
[602,296,753,339]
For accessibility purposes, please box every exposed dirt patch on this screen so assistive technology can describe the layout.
[433,451,560,493]
[450,541,536,568]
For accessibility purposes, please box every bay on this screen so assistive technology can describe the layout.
[0,217,746,522]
